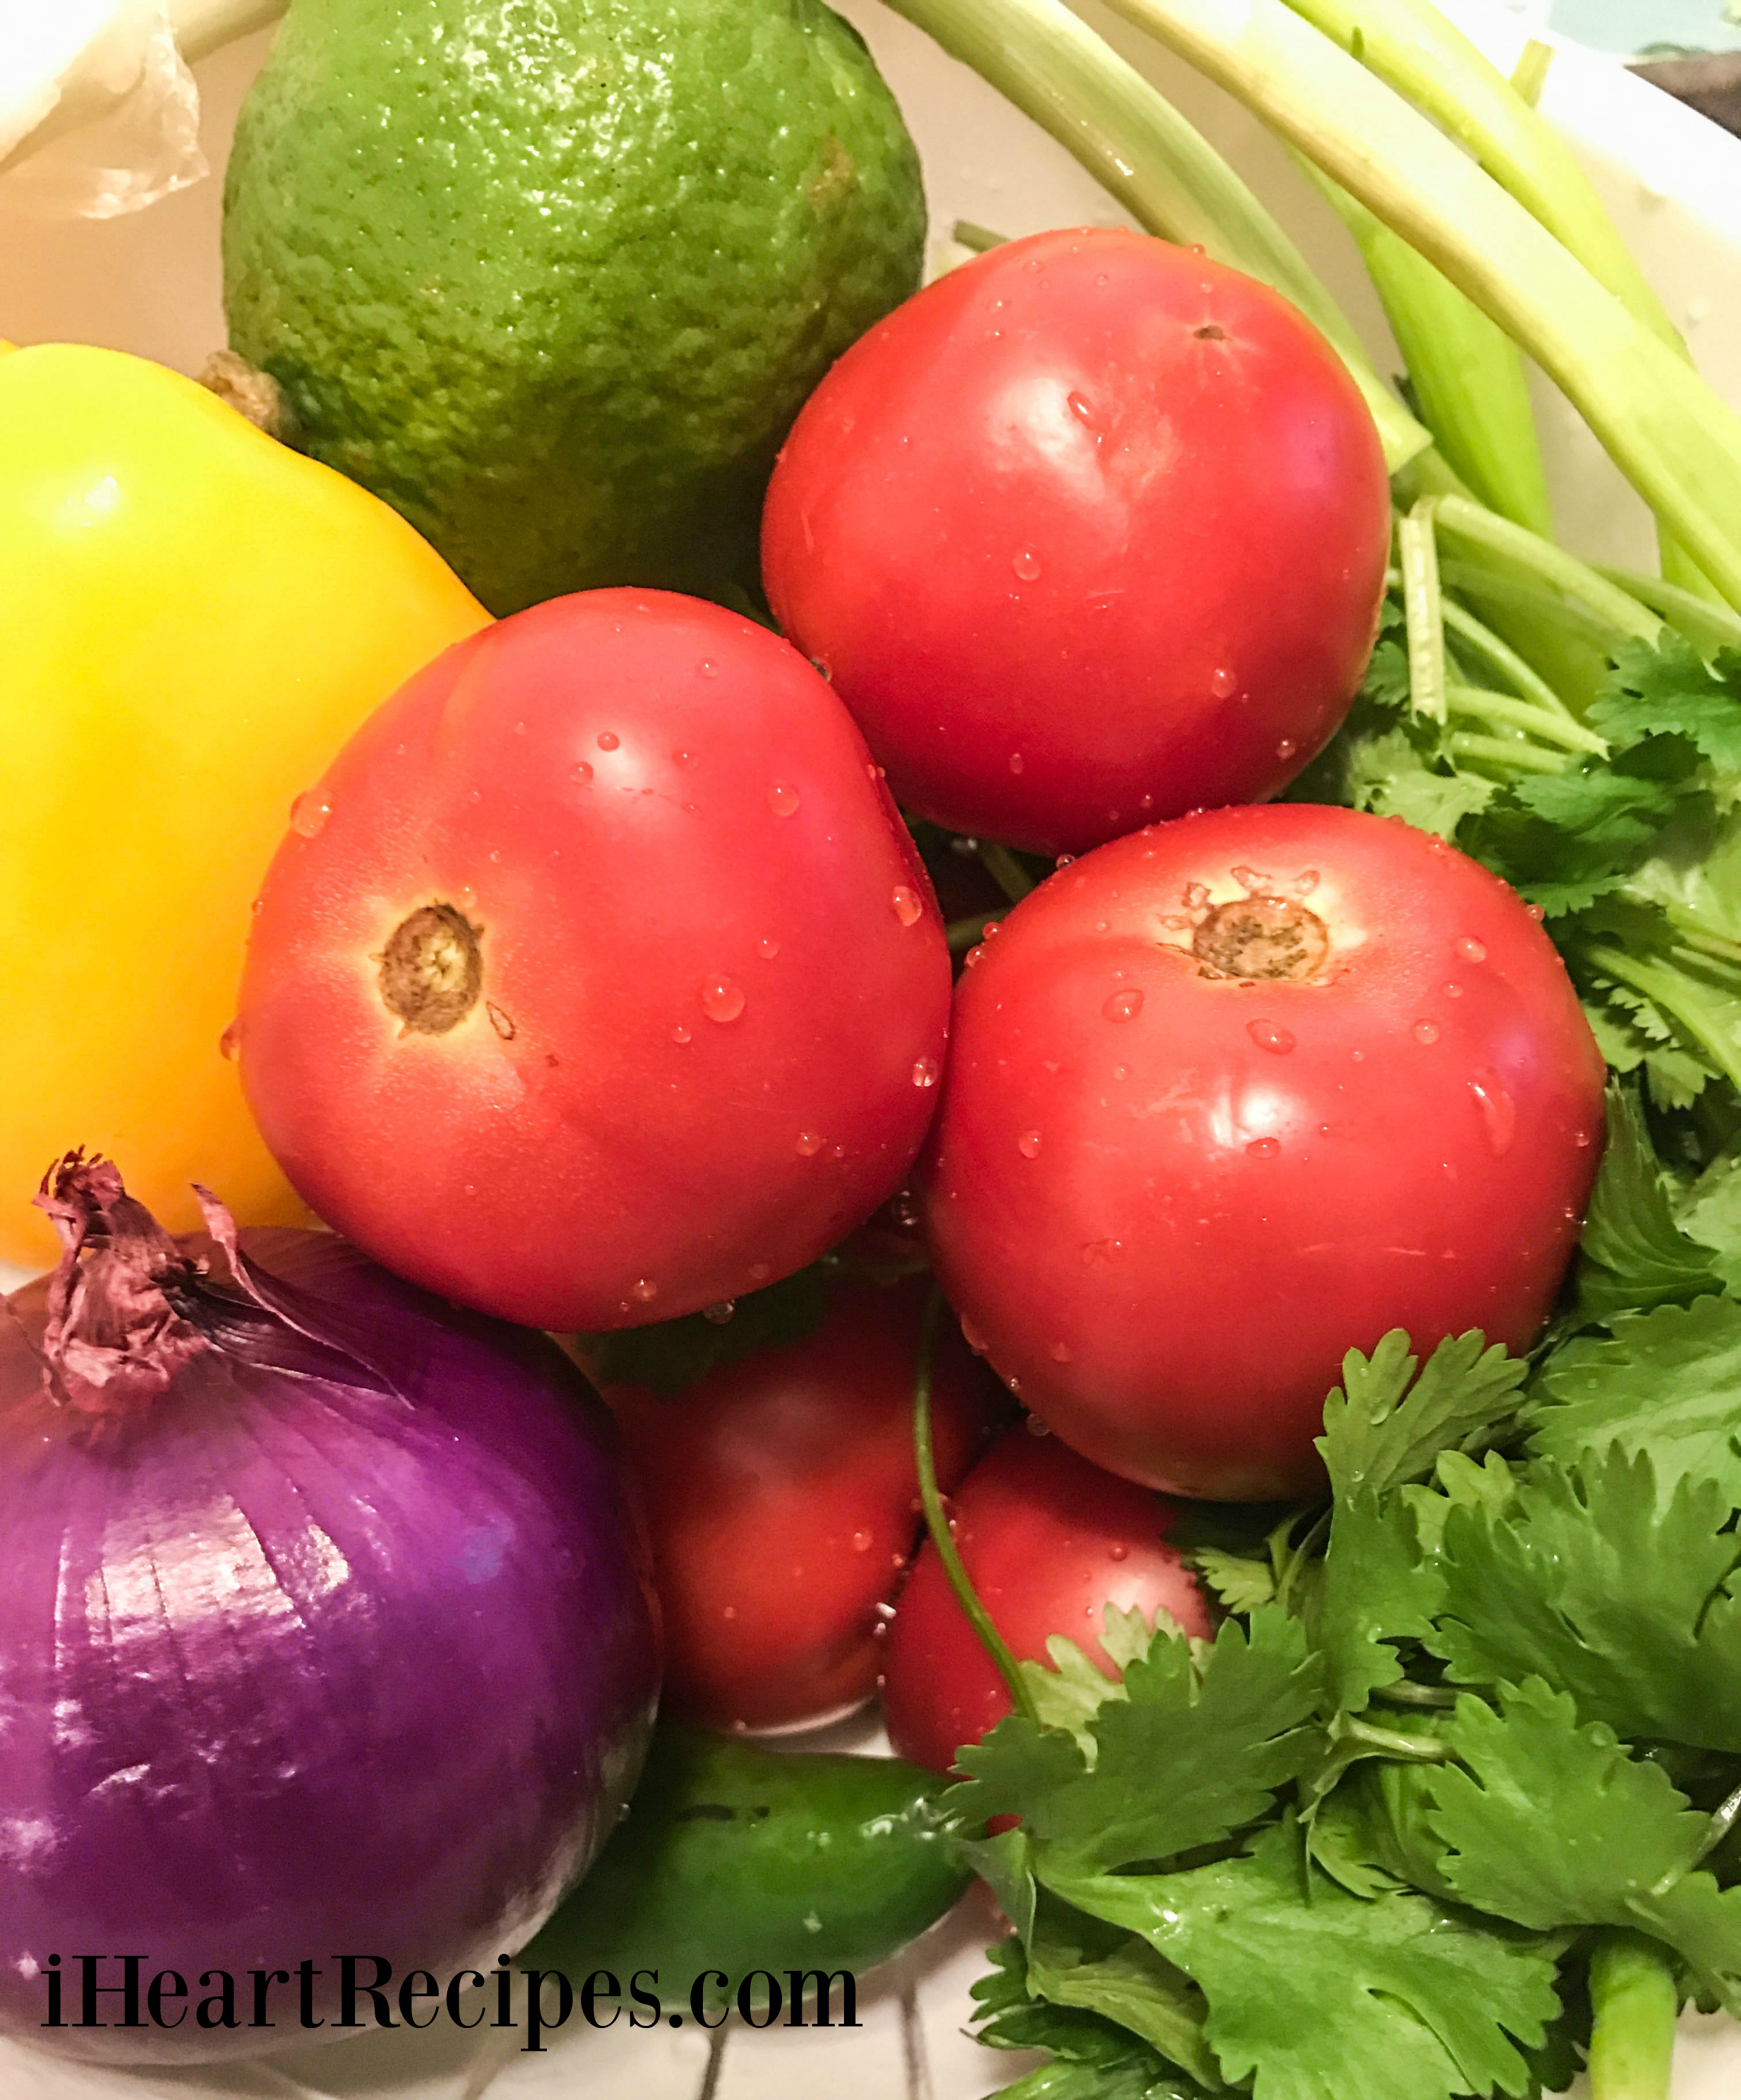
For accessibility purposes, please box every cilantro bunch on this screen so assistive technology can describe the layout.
[944,1096,1741,2100]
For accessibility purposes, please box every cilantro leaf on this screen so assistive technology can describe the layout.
[1426,1446,1741,1751]
[951,1608,1322,1877]
[1052,1818,1563,2100]
[1308,1484,1442,1715]
[1191,1547,1278,1615]
[1589,638,1741,781]
[1572,1081,1722,1320]
[1021,1604,1166,1748]
[576,1261,831,1391]
[1025,1901,1223,2089]
[1318,1329,1530,1503]
[1422,1679,1741,2009]
[1526,1292,1741,1494]
[970,1939,1215,2099]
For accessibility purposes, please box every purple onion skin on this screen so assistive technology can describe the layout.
[0,1208,661,2065]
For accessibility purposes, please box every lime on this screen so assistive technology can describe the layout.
[222,0,924,613]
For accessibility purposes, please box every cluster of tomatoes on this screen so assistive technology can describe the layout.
[232,229,1606,1761]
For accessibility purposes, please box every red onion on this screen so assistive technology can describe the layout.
[0,1158,659,2065]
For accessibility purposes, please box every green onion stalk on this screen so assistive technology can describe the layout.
[884,0,1741,616]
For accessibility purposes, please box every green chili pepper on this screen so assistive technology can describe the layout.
[522,1726,967,1993]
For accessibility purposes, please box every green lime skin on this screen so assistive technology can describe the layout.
[222,0,924,613]
[519,1727,968,1994]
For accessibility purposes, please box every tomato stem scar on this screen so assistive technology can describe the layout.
[379,902,484,1035]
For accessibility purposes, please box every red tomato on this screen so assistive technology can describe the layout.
[235,592,952,1331]
[600,1281,1003,1732]
[881,1428,1212,1773]
[920,804,1607,1501]
[761,228,1390,856]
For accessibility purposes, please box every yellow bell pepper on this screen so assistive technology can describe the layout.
[0,343,489,1265]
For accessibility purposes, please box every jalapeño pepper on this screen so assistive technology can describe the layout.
[522,1727,966,1991]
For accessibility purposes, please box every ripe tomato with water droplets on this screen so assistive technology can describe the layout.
[234,590,952,1331]
[881,1427,1212,1772]
[919,804,1607,1501]
[598,1280,1003,1733]
[761,227,1391,856]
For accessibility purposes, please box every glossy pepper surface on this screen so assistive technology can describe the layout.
[519,1726,967,1991]
[0,344,488,1264]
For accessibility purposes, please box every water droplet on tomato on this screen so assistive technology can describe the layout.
[1275,737,1298,762]
[1526,903,1545,922]
[1081,1237,1123,1264]
[960,1316,988,1355]
[597,731,620,751]
[703,1300,736,1324]
[1248,1019,1296,1055]
[850,1530,873,1554]
[629,1278,658,1303]
[1442,980,1464,999]
[572,760,594,786]
[1056,853,1075,870]
[1066,391,1095,428]
[1109,1543,1129,1561]
[1574,1128,1592,1148]
[1008,752,1025,774]
[795,1130,825,1156]
[697,659,718,678]
[769,782,801,817]
[1210,666,1237,699]
[218,1021,240,1061]
[912,1056,939,1088]
[673,748,698,772]
[811,657,833,682]
[1469,1072,1517,1156]
[1246,1136,1281,1158]
[983,920,1003,938]
[1024,1413,1048,1436]
[1412,1019,1441,1045]
[1018,1129,1043,1158]
[1012,548,1042,582]
[1455,936,1487,964]
[963,943,987,969]
[1049,1340,1073,1363]
[892,884,923,926]
[701,978,745,1023]
[749,1261,773,1282]
[289,791,331,839]
[1103,988,1145,1023]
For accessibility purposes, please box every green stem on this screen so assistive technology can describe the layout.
[1598,568,1741,659]
[1086,0,1741,608]
[1276,0,1718,598]
[1370,1680,1459,1709]
[1581,942,1741,1094]
[947,908,1000,955]
[1433,497,1662,647]
[951,219,1008,253]
[1437,594,1587,725]
[879,0,1430,471]
[912,1287,1037,1724]
[1435,560,1624,663]
[1443,683,1604,755]
[1336,1715,1450,1762]
[1398,500,1447,723]
[1308,165,1553,534]
[1586,1931,1677,2100]
[1445,731,1570,776]
[980,841,1037,905]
